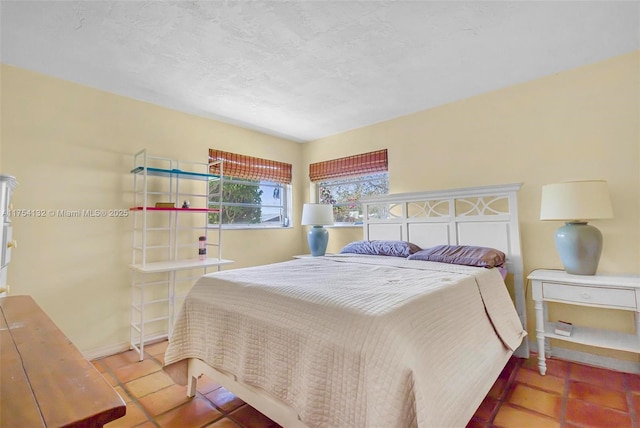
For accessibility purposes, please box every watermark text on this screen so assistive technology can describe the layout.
[4,208,130,218]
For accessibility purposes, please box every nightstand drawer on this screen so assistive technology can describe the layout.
[542,282,637,309]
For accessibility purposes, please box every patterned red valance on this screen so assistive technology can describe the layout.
[209,149,292,184]
[309,149,388,182]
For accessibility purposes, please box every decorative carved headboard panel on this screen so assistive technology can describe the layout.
[361,183,528,357]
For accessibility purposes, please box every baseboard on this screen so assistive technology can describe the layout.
[529,340,640,374]
[82,333,168,361]
[84,336,638,374]
[82,341,131,361]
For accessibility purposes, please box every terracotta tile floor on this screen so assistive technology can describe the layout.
[93,341,640,427]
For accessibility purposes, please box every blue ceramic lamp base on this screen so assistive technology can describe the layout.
[555,222,603,275]
[308,226,329,256]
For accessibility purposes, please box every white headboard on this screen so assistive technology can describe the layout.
[361,183,528,357]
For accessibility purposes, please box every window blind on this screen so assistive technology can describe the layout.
[209,149,292,184]
[308,149,388,182]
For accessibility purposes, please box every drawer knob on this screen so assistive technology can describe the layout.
[580,292,592,300]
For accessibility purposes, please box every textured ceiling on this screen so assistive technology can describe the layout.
[1,1,639,142]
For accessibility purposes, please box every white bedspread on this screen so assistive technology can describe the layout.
[164,255,526,428]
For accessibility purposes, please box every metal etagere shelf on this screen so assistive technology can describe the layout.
[129,149,233,360]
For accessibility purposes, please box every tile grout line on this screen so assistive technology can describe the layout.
[623,374,639,428]
[97,349,242,428]
[137,350,226,427]
[564,361,639,427]
[484,357,523,427]
[97,353,162,427]
[134,350,247,427]
[101,350,639,428]
[559,361,571,428]
[496,358,573,426]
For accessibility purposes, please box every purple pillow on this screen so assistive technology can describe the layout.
[407,245,506,268]
[340,240,421,258]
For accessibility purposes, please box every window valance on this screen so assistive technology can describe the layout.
[309,149,388,182]
[209,149,292,184]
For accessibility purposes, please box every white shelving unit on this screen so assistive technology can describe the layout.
[0,174,18,297]
[129,149,233,360]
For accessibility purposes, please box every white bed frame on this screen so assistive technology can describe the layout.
[186,183,528,427]
[360,182,528,358]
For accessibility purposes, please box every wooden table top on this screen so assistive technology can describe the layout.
[0,295,126,427]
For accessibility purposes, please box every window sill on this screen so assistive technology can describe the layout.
[219,225,293,231]
[326,224,363,229]
[213,224,362,231]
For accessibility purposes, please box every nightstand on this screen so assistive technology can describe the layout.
[528,269,640,375]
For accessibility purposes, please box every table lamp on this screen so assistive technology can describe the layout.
[540,180,613,275]
[301,203,334,256]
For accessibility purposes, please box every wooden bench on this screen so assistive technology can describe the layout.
[1,295,126,427]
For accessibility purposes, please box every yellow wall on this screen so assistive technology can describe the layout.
[1,50,638,360]
[304,50,640,361]
[0,64,306,354]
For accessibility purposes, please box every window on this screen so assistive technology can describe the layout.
[309,149,389,225]
[209,150,292,228]
[317,173,388,224]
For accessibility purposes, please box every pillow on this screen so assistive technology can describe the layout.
[407,245,506,268]
[339,240,421,258]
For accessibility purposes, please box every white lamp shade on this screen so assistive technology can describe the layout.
[540,180,613,221]
[301,203,334,226]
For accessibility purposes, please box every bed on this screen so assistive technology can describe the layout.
[164,183,529,428]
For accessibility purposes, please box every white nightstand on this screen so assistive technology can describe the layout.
[528,269,640,375]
